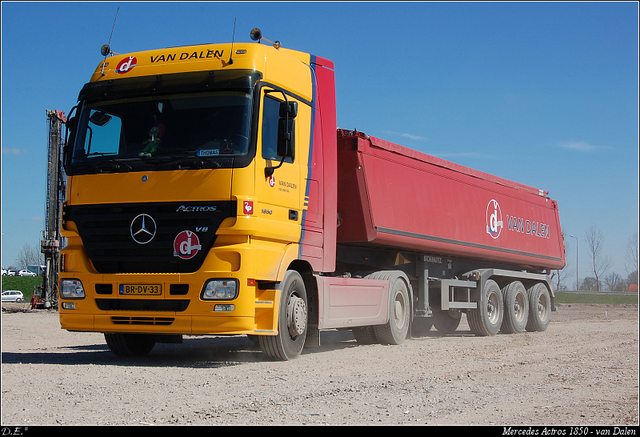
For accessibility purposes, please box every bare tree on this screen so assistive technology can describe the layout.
[584,225,611,292]
[16,243,43,269]
[603,272,625,292]
[581,277,598,291]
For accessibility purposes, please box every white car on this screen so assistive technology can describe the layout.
[2,290,25,303]
[18,270,37,277]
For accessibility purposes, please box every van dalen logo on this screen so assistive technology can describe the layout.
[486,199,503,239]
[115,56,137,74]
[173,230,202,260]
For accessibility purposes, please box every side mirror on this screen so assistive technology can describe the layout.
[279,100,297,118]
[63,108,78,173]
[277,101,297,159]
[89,111,112,127]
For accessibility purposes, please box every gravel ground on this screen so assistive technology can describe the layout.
[1,303,638,426]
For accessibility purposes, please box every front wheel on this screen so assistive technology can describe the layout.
[259,270,308,360]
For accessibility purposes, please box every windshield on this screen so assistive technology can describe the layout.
[69,90,252,172]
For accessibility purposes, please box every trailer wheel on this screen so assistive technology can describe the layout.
[525,283,551,332]
[468,279,503,336]
[367,271,411,345]
[500,281,529,334]
[104,333,156,357]
[259,270,308,360]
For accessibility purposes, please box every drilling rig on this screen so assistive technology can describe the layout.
[34,110,66,309]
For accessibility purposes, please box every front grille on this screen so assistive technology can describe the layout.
[96,299,190,312]
[111,316,175,326]
[65,201,235,274]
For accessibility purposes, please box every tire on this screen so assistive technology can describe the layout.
[431,289,461,335]
[411,317,433,337]
[500,281,529,334]
[525,282,551,332]
[433,309,462,334]
[352,326,378,345]
[259,270,308,360]
[367,271,411,345]
[468,279,503,336]
[104,333,156,357]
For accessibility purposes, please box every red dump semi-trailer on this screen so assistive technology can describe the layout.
[327,129,565,342]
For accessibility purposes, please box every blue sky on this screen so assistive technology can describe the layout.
[1,2,638,288]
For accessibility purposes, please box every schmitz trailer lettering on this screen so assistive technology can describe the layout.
[58,28,565,360]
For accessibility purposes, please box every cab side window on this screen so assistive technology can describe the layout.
[261,95,293,163]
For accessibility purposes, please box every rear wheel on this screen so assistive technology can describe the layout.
[526,283,551,332]
[468,279,503,336]
[104,333,156,357]
[259,270,308,360]
[501,281,529,334]
[367,271,411,345]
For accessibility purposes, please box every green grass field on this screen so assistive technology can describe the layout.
[554,291,638,305]
[1,276,43,300]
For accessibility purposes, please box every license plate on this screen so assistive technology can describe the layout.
[119,284,162,295]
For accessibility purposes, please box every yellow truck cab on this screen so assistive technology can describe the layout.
[60,32,339,360]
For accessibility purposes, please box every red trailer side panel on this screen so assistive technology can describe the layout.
[336,130,565,271]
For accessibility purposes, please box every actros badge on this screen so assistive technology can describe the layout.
[173,230,202,260]
[130,214,157,244]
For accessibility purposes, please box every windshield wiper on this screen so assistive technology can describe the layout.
[146,155,222,170]
[92,160,133,173]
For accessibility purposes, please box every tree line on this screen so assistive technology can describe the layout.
[556,228,638,292]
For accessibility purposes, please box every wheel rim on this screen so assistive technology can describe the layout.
[537,291,549,321]
[392,287,409,330]
[287,294,307,338]
[514,292,526,323]
[487,291,500,325]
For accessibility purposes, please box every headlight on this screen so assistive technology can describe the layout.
[61,279,85,299]
[201,279,238,300]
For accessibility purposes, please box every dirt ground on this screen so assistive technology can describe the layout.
[1,303,638,426]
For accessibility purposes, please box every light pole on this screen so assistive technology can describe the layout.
[570,235,579,291]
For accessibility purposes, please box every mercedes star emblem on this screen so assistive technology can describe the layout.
[130,214,157,244]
